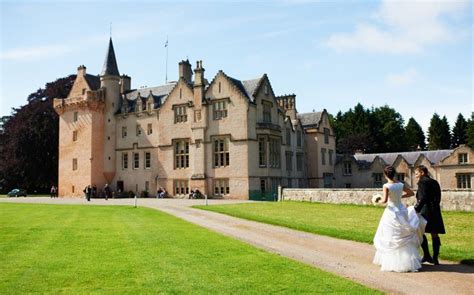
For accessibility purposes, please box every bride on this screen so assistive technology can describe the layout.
[373,166,426,272]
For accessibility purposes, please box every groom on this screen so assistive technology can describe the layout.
[414,165,446,265]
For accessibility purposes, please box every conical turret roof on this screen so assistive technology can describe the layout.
[101,38,120,76]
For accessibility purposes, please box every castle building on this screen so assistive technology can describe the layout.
[54,38,335,199]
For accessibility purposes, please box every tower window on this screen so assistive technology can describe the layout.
[73,130,78,142]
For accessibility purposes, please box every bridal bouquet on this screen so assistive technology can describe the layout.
[372,194,382,205]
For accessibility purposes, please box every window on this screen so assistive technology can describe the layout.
[260,179,266,193]
[297,131,302,147]
[328,149,333,165]
[271,178,281,192]
[72,130,78,142]
[144,152,151,169]
[296,153,303,171]
[269,137,281,168]
[174,180,189,195]
[321,148,326,165]
[145,181,149,192]
[324,128,330,144]
[174,139,189,169]
[457,174,471,188]
[214,179,229,196]
[459,153,468,164]
[343,162,352,175]
[258,136,266,167]
[373,173,383,188]
[147,102,153,112]
[122,153,128,169]
[72,158,77,171]
[133,152,139,169]
[286,152,293,171]
[287,178,292,188]
[264,84,269,95]
[263,102,272,123]
[147,123,153,135]
[122,126,127,138]
[82,88,86,95]
[73,112,78,122]
[174,105,187,123]
[213,137,230,168]
[396,173,405,182]
[218,82,221,93]
[286,128,291,145]
[136,125,141,136]
[213,100,228,120]
[345,183,352,188]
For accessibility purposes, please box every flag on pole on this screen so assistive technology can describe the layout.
[165,38,168,48]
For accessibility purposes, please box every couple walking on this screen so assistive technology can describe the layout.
[373,165,445,272]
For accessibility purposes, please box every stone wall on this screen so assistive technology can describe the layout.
[280,188,474,212]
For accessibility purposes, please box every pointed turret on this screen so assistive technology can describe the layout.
[101,38,120,77]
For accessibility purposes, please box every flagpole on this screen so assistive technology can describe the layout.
[165,36,168,84]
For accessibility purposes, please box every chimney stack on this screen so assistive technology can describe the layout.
[193,60,205,108]
[120,74,131,94]
[77,65,86,76]
[179,59,193,83]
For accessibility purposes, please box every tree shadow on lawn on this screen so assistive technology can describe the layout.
[420,261,474,274]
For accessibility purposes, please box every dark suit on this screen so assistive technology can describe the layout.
[415,175,446,234]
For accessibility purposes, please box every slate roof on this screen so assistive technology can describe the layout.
[297,112,323,127]
[85,74,100,90]
[118,83,177,114]
[241,78,261,101]
[336,149,454,167]
[101,38,120,76]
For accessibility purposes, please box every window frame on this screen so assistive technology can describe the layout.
[174,139,190,169]
[122,152,128,169]
[133,152,139,169]
[174,105,188,123]
[144,152,151,169]
[213,137,230,168]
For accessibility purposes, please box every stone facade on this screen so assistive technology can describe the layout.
[281,188,474,212]
[54,38,335,199]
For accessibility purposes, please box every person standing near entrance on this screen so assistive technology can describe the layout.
[414,165,446,265]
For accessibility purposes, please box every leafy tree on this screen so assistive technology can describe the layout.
[451,113,467,148]
[428,113,451,150]
[405,117,426,150]
[371,105,406,152]
[0,75,75,193]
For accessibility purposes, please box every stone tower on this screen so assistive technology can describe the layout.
[100,38,121,184]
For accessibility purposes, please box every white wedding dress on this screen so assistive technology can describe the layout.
[373,182,426,272]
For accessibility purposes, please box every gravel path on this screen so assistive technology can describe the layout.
[1,197,473,294]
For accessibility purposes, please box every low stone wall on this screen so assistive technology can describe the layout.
[280,188,474,212]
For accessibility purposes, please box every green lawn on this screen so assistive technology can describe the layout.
[0,203,379,294]
[195,201,474,264]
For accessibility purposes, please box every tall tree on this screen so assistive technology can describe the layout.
[466,118,474,148]
[428,113,451,150]
[451,113,467,148]
[371,105,407,152]
[405,117,426,150]
[0,75,75,193]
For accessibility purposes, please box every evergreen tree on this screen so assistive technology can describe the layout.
[451,113,467,147]
[371,105,406,152]
[466,118,474,148]
[428,114,451,150]
[405,117,426,150]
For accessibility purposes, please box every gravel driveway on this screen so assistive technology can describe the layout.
[1,197,473,294]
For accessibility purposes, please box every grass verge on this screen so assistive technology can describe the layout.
[0,203,379,294]
[195,201,474,264]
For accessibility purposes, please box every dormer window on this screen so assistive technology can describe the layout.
[147,102,153,112]
[459,153,468,164]
[263,101,272,123]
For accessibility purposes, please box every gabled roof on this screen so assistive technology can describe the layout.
[297,112,323,127]
[125,83,176,101]
[101,38,120,76]
[85,74,100,90]
[241,78,261,101]
[354,150,453,166]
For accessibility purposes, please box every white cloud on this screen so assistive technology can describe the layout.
[325,0,469,54]
[0,44,71,61]
[386,68,419,87]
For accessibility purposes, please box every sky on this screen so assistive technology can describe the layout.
[0,0,472,133]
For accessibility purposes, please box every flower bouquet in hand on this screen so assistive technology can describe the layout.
[372,194,382,205]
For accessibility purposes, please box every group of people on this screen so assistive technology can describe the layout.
[83,184,113,201]
[373,165,445,272]
[189,188,203,199]
[156,187,168,199]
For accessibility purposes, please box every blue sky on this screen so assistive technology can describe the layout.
[1,0,472,133]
